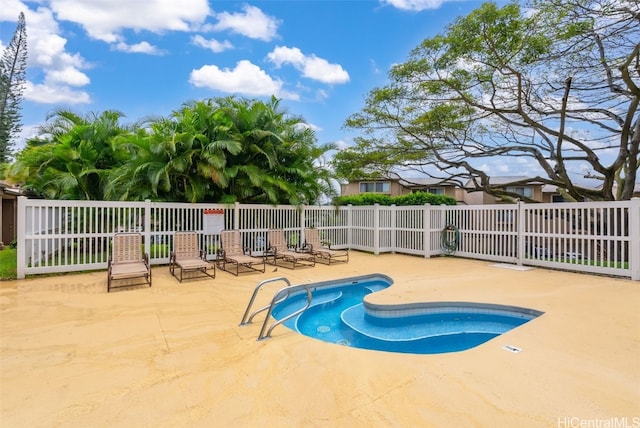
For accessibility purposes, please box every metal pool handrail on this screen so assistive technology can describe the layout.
[239,277,292,326]
[257,284,312,341]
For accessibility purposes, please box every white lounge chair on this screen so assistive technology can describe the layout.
[267,229,315,269]
[218,230,265,276]
[303,228,349,264]
[170,232,215,282]
[107,232,151,292]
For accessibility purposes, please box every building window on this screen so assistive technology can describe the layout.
[505,186,533,198]
[552,195,567,203]
[428,187,445,195]
[360,181,390,193]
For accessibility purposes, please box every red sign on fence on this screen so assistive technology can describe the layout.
[203,209,224,234]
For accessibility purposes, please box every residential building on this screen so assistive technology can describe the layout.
[0,180,22,247]
[463,176,545,205]
[340,173,466,203]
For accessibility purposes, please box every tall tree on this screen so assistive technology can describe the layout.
[337,0,639,201]
[8,97,338,203]
[104,108,236,202]
[9,109,129,200]
[0,12,27,163]
[105,96,337,204]
[213,96,336,205]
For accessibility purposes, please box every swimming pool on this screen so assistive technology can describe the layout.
[271,274,543,354]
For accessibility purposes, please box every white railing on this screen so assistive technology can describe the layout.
[16,197,640,280]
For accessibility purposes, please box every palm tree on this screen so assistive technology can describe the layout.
[10,109,130,199]
[171,99,242,202]
[9,98,338,204]
[213,96,336,205]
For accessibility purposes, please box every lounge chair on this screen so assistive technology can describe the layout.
[169,231,215,282]
[217,230,265,276]
[107,232,151,292]
[266,229,315,269]
[303,228,349,264]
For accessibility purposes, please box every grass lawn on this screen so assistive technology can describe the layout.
[0,248,17,280]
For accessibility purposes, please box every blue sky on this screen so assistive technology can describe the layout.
[1,0,522,175]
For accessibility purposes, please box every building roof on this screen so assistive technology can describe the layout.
[0,180,23,197]
[351,174,457,187]
[486,176,539,185]
[463,176,545,187]
[398,177,458,187]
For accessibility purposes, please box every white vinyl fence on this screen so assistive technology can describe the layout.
[16,197,640,280]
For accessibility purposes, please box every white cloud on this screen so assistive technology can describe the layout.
[113,41,164,55]
[212,5,279,41]
[189,60,299,100]
[334,139,349,150]
[0,0,26,21]
[267,46,350,85]
[32,33,68,67]
[381,0,445,11]
[268,46,305,67]
[478,163,491,174]
[14,123,40,152]
[293,122,313,133]
[496,163,511,173]
[47,66,90,86]
[50,0,211,42]
[315,89,329,101]
[370,59,381,75]
[303,56,350,84]
[24,81,91,104]
[0,5,92,105]
[191,35,233,53]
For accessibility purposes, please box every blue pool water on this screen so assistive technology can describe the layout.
[271,274,542,354]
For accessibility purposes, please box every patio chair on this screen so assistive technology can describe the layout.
[217,230,265,276]
[107,232,151,292]
[303,228,349,264]
[170,231,215,282]
[266,229,315,269]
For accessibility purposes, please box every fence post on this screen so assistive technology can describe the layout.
[144,200,152,252]
[630,198,640,281]
[390,204,396,254]
[16,196,26,279]
[300,205,306,245]
[347,204,353,248]
[423,204,431,258]
[439,204,448,256]
[374,204,380,255]
[233,202,240,230]
[517,201,525,266]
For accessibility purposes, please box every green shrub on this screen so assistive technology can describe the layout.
[394,192,457,206]
[0,248,17,279]
[333,191,456,206]
[145,244,169,258]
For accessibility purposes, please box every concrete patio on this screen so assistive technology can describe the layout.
[1,252,638,427]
